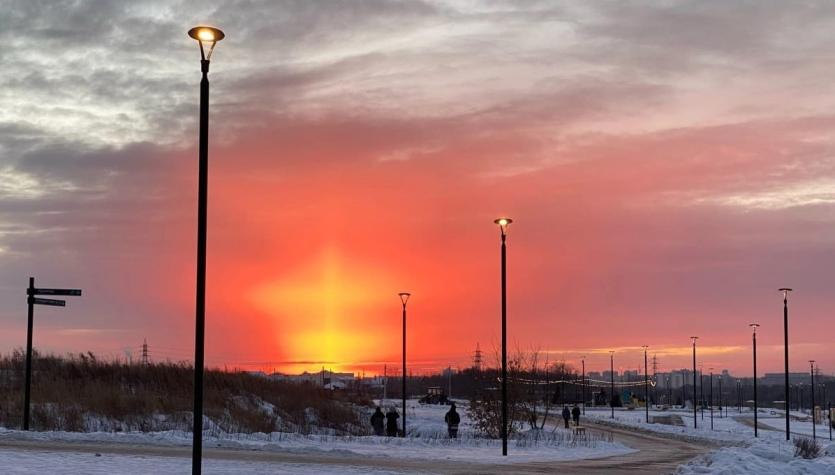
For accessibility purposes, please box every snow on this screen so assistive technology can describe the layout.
[676,440,835,475]
[0,449,403,474]
[0,399,635,473]
[582,406,835,474]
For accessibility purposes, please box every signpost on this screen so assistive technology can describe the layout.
[23,277,82,430]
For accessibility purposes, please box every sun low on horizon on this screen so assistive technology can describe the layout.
[248,248,399,374]
[0,1,834,379]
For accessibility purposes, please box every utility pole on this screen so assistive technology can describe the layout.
[448,365,452,398]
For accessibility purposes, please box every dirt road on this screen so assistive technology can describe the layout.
[0,423,713,474]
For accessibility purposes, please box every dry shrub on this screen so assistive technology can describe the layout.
[0,350,369,435]
[794,437,822,459]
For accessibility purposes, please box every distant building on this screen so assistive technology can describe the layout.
[762,373,808,386]
[270,370,356,389]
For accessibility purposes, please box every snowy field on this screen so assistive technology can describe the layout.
[582,406,835,474]
[0,400,634,474]
[0,450,405,475]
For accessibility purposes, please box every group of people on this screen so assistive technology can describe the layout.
[561,404,582,428]
[372,403,579,438]
[370,403,461,438]
[370,406,401,437]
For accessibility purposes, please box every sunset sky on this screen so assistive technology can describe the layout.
[2,1,835,377]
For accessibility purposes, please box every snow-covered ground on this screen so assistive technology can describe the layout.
[0,400,634,473]
[676,440,835,475]
[582,406,835,473]
[0,449,404,475]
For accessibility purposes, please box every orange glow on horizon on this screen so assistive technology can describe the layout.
[248,248,396,373]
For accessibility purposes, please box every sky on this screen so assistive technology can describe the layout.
[1,0,835,377]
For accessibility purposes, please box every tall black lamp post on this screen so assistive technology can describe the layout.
[610,351,615,419]
[187,25,224,475]
[399,292,411,437]
[691,336,698,429]
[581,356,586,415]
[750,323,759,437]
[494,217,511,456]
[779,288,792,440]
[810,360,816,441]
[642,345,649,423]
[709,368,714,430]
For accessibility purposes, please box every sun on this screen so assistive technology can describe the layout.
[248,248,392,373]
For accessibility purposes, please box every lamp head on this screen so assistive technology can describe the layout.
[749,323,759,333]
[779,288,792,299]
[690,336,699,342]
[398,292,411,305]
[494,217,512,235]
[188,26,225,61]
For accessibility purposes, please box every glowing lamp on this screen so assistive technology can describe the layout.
[188,26,225,61]
[494,217,512,235]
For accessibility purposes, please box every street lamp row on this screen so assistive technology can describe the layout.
[181,24,821,470]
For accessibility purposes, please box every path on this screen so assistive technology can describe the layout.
[0,424,713,475]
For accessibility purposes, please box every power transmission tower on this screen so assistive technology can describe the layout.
[141,338,149,366]
[473,343,483,370]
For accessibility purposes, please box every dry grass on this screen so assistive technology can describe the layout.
[0,350,371,435]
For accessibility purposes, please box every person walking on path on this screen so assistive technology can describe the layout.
[572,404,581,426]
[385,407,400,437]
[370,407,385,436]
[445,403,461,439]
[562,405,571,429]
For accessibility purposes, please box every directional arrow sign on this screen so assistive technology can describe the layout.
[31,297,66,307]
[29,288,82,296]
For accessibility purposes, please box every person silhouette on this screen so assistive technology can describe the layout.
[370,407,385,436]
[385,407,400,437]
[445,403,461,438]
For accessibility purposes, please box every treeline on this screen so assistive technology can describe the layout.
[0,350,372,434]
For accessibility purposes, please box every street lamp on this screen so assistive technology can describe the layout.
[779,287,792,441]
[581,356,586,415]
[642,345,649,423]
[610,351,615,419]
[399,292,411,438]
[700,364,705,421]
[810,360,816,441]
[709,368,714,430]
[691,336,698,429]
[187,24,224,475]
[750,323,759,437]
[494,217,511,456]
